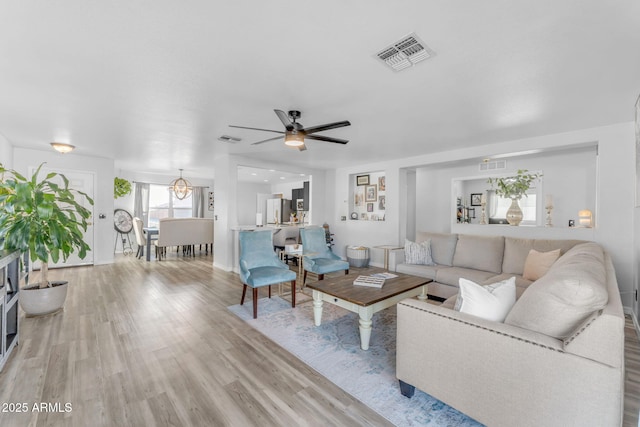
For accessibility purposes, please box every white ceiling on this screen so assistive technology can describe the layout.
[1,1,639,179]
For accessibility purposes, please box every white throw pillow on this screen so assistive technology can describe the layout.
[455,277,516,322]
[404,239,435,265]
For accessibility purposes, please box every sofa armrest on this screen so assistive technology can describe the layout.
[396,298,623,427]
[389,249,405,271]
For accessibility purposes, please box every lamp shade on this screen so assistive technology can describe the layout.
[50,142,75,154]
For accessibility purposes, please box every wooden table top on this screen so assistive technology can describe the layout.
[305,268,432,307]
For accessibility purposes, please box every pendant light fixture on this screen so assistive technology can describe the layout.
[169,169,192,200]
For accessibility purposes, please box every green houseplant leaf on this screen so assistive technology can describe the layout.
[487,169,542,200]
[0,162,94,288]
[114,177,132,199]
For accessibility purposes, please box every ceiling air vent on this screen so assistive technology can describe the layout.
[479,160,507,172]
[218,135,242,143]
[376,33,434,72]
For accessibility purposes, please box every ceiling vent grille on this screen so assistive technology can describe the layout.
[376,33,434,72]
[218,135,242,143]
[479,160,507,172]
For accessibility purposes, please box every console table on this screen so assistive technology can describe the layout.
[0,250,20,372]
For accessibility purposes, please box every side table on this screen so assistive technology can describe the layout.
[373,245,403,270]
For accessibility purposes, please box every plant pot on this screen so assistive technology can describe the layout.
[506,198,523,226]
[19,281,68,317]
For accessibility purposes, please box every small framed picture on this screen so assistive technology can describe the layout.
[378,195,385,210]
[367,203,374,212]
[356,175,370,186]
[378,176,386,191]
[296,199,304,210]
[470,193,483,206]
[208,192,214,211]
[365,185,377,202]
[361,213,368,220]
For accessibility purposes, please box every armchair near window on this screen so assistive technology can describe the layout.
[239,230,297,319]
[300,227,349,285]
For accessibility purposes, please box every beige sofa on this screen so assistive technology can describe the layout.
[154,218,214,259]
[394,233,625,426]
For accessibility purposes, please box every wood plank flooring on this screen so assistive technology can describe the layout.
[0,254,638,427]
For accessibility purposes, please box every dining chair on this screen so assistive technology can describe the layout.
[239,230,297,319]
[299,227,349,285]
[132,217,146,259]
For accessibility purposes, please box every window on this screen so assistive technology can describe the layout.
[147,184,192,227]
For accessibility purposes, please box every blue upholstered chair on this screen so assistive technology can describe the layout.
[239,230,297,318]
[300,227,349,285]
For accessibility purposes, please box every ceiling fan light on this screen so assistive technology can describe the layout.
[284,132,305,147]
[50,142,75,153]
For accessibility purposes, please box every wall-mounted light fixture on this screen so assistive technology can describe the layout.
[578,209,593,228]
[50,142,75,154]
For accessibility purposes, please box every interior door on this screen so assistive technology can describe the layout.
[32,167,95,269]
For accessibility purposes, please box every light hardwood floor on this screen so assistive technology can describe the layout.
[0,254,638,427]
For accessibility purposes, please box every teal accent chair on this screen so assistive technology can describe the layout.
[300,227,349,285]
[239,230,297,318]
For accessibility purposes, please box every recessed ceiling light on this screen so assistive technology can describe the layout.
[251,173,257,176]
[269,169,275,172]
[263,179,269,182]
[280,177,285,180]
[299,174,305,176]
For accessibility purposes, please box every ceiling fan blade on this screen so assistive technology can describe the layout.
[229,125,285,134]
[305,134,349,145]
[251,136,284,145]
[297,143,307,152]
[274,110,294,131]
[302,120,351,135]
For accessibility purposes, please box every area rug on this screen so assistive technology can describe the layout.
[228,296,483,426]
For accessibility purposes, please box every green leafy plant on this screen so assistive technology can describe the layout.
[487,169,542,200]
[0,163,94,288]
[114,177,132,199]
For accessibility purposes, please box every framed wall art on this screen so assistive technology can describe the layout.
[357,175,370,186]
[365,185,377,202]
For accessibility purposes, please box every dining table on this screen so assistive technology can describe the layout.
[143,227,159,261]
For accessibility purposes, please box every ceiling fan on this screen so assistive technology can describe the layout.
[229,109,351,151]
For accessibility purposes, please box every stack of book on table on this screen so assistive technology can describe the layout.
[353,272,398,288]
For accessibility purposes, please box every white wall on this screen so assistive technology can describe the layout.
[237,182,271,225]
[331,122,636,309]
[0,134,12,169]
[13,147,115,265]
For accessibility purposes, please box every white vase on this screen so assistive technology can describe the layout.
[19,281,68,317]
[506,198,523,226]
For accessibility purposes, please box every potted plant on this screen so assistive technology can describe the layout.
[114,177,132,199]
[488,169,541,226]
[0,163,93,316]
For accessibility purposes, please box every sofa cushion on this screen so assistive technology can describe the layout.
[415,232,458,266]
[505,242,608,339]
[502,237,535,275]
[482,273,532,300]
[454,277,516,322]
[522,249,561,281]
[395,263,448,280]
[435,267,495,287]
[452,234,505,274]
[404,239,435,265]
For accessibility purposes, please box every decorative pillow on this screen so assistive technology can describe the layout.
[404,239,435,265]
[522,249,561,281]
[454,277,516,322]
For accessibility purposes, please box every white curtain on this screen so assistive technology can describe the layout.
[134,182,150,226]
[192,187,206,218]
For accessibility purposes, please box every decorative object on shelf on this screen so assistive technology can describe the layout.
[0,163,93,316]
[488,169,542,226]
[169,169,192,200]
[357,175,370,185]
[378,176,386,191]
[479,193,487,225]
[578,209,593,227]
[365,185,377,202]
[350,212,358,220]
[545,194,554,227]
[113,177,132,199]
[256,212,263,227]
[50,141,75,153]
[470,193,482,206]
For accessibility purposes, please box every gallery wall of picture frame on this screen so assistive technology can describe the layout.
[350,171,386,221]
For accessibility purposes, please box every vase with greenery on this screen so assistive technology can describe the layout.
[487,169,541,226]
[0,163,93,315]
[114,177,132,199]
